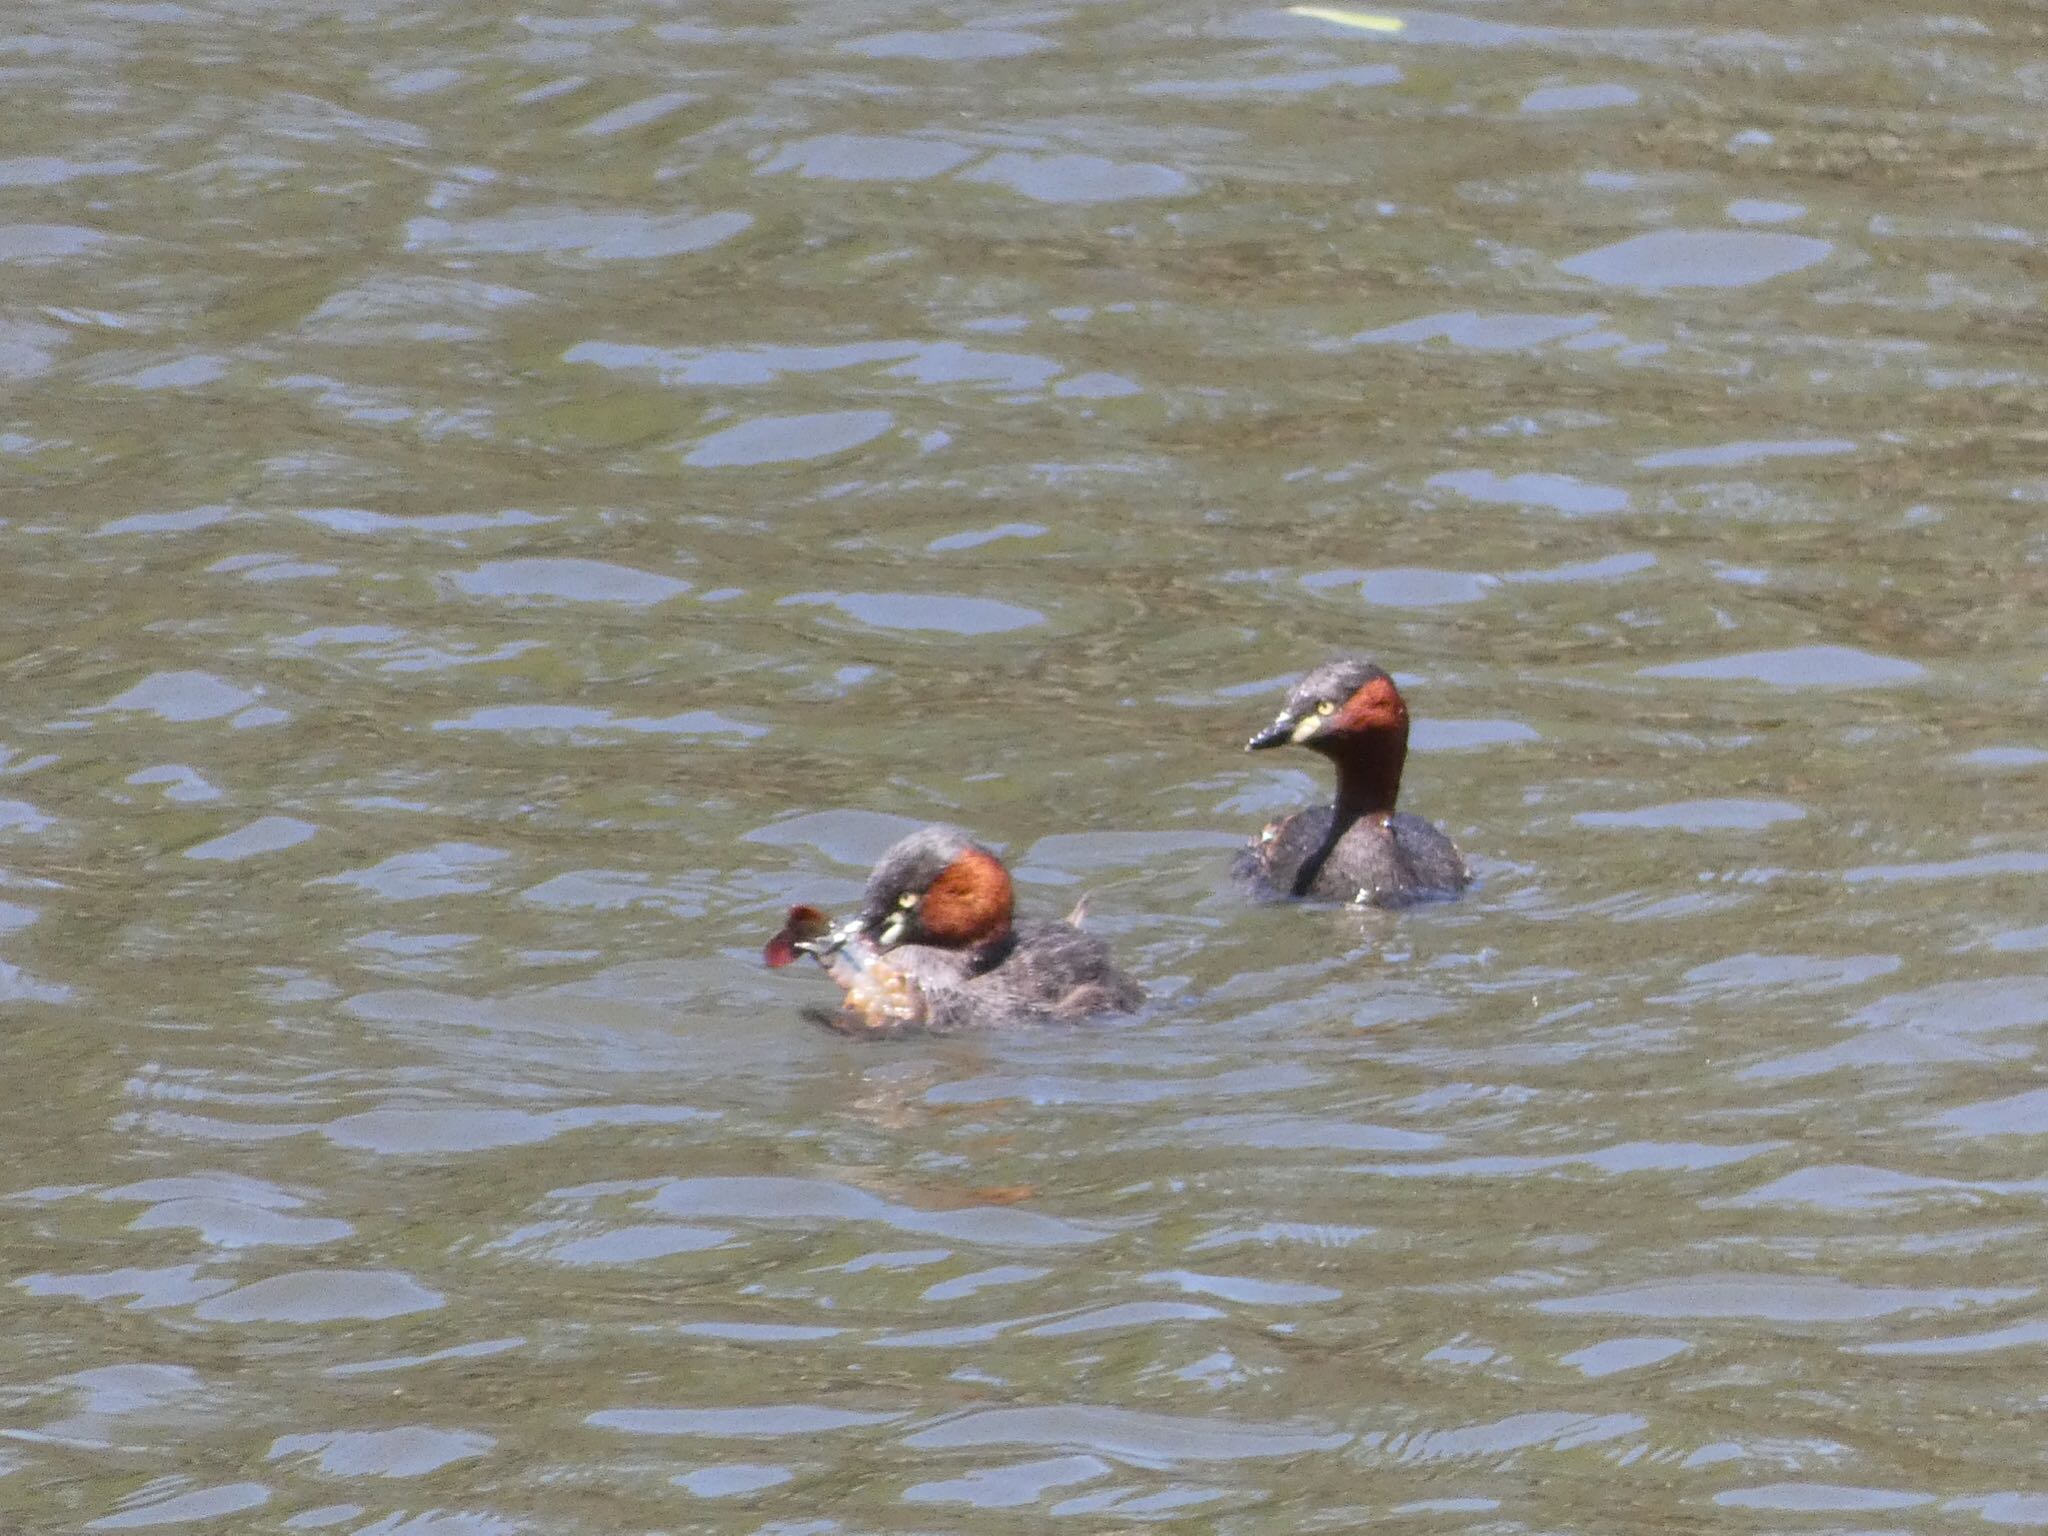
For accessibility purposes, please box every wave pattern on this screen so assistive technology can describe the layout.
[3,0,2046,1529]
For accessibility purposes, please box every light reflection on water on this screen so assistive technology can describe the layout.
[3,0,2047,1529]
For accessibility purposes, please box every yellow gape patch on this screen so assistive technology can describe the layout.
[878,895,916,948]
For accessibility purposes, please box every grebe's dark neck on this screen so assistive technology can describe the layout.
[964,927,1019,975]
[1289,728,1405,898]
[1328,724,1405,821]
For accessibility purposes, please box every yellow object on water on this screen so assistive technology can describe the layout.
[1285,5,1405,33]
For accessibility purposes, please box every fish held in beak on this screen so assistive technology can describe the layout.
[763,904,839,968]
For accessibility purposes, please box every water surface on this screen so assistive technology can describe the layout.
[4,0,2047,1530]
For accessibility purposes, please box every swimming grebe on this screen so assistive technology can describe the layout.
[1234,659,1468,906]
[767,824,1142,1034]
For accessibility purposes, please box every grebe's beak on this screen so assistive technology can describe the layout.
[1248,711,1321,750]
[1246,716,1292,751]
[1245,712,1327,753]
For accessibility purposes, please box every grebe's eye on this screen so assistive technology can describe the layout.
[897,891,918,909]
[1315,700,1336,716]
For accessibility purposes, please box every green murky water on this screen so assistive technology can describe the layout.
[4,0,2047,1529]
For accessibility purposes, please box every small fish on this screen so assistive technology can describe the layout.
[764,903,926,1031]
[763,904,834,969]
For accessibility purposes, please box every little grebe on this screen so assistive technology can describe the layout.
[1233,659,1468,906]
[768,824,1142,1034]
